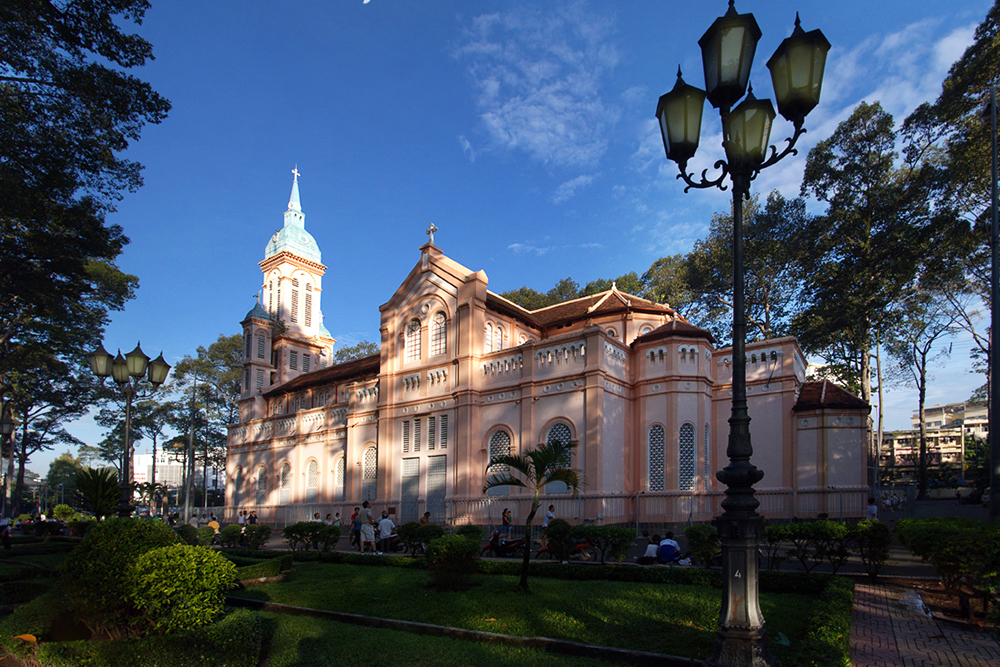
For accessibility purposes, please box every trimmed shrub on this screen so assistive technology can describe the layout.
[219,524,243,548]
[684,523,719,567]
[417,523,445,544]
[177,523,199,545]
[396,521,423,554]
[196,526,217,546]
[67,519,92,537]
[425,534,479,590]
[849,519,892,581]
[543,518,574,561]
[570,525,636,564]
[236,554,295,583]
[52,504,74,522]
[787,576,854,667]
[282,521,338,551]
[243,524,271,550]
[317,524,341,551]
[59,517,181,638]
[128,544,237,634]
[455,524,484,541]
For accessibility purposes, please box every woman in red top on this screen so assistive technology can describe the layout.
[501,508,512,536]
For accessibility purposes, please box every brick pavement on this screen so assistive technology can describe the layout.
[851,582,1000,667]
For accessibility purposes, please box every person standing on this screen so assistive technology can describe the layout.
[350,507,361,550]
[419,511,431,526]
[866,497,879,521]
[501,508,512,536]
[358,501,377,553]
[541,504,555,545]
[377,511,396,554]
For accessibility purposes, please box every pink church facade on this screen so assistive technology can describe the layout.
[226,177,871,526]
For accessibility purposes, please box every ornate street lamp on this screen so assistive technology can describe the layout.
[89,342,171,517]
[0,405,15,519]
[657,3,829,665]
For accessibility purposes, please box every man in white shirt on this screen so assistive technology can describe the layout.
[377,511,396,554]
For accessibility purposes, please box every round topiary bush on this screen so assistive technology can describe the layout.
[219,524,243,548]
[176,523,199,545]
[59,517,181,638]
[243,523,271,549]
[425,534,479,590]
[455,524,484,541]
[127,543,237,634]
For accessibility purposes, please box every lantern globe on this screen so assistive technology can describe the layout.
[88,343,114,378]
[125,343,150,378]
[0,407,14,436]
[766,15,830,127]
[724,87,775,167]
[111,352,130,384]
[147,353,171,387]
[699,0,761,111]
[656,68,707,165]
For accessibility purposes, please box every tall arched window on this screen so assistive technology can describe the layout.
[335,457,346,501]
[257,331,266,359]
[484,323,494,353]
[430,312,447,356]
[486,430,511,496]
[244,330,251,359]
[362,446,378,500]
[268,280,274,314]
[305,284,313,327]
[494,324,504,352]
[545,422,573,493]
[279,462,292,504]
[232,466,243,506]
[648,425,665,492]
[290,279,299,323]
[405,318,421,362]
[255,466,267,505]
[305,459,319,502]
[679,423,695,492]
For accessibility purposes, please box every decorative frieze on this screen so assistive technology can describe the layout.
[427,367,449,385]
[402,374,420,391]
[535,341,585,368]
[482,354,521,378]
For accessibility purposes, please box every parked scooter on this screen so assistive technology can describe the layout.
[481,529,528,558]
[534,537,597,561]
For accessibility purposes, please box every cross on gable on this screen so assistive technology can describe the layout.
[426,223,438,245]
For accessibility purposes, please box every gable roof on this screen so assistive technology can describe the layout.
[632,319,716,346]
[262,353,380,397]
[793,380,870,412]
[486,285,680,330]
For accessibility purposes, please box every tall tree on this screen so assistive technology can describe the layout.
[333,341,379,364]
[45,451,85,507]
[641,254,696,314]
[685,192,807,345]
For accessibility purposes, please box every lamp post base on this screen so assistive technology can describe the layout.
[706,629,779,667]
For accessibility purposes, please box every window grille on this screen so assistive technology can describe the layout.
[406,319,421,362]
[431,312,447,356]
[679,423,695,491]
[649,425,665,492]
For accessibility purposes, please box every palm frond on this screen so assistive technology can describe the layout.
[482,473,529,494]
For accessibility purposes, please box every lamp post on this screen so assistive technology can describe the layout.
[657,3,829,665]
[89,342,170,518]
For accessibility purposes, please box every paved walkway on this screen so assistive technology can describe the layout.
[850,582,1000,667]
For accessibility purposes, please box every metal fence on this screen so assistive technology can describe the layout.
[215,486,869,534]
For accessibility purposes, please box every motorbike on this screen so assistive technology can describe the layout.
[534,537,597,561]
[481,529,528,558]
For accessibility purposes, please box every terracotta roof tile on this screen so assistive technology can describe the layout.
[793,380,869,412]
[632,319,715,346]
[486,287,677,330]
[263,353,380,397]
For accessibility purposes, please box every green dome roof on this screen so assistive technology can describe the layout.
[264,171,322,264]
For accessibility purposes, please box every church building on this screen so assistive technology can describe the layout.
[226,174,871,526]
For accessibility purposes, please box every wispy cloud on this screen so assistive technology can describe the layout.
[552,174,596,203]
[455,1,620,168]
[458,135,476,162]
[508,242,555,256]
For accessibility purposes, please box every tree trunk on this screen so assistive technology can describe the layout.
[917,354,928,500]
[516,506,538,592]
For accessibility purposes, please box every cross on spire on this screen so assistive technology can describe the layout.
[291,166,300,182]
[426,223,438,246]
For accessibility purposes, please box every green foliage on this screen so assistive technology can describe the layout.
[787,576,855,667]
[59,517,180,638]
[396,521,423,554]
[543,518,575,561]
[895,517,1000,595]
[52,504,74,521]
[177,523,199,545]
[127,544,237,634]
[683,524,720,567]
[236,555,295,583]
[766,521,849,573]
[455,524,484,541]
[74,467,121,518]
[332,341,380,364]
[219,524,243,548]
[243,523,271,550]
[424,534,480,590]
[283,521,329,551]
[196,525,217,546]
[849,519,893,581]
[569,525,636,564]
[417,523,445,545]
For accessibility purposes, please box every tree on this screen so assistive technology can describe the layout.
[332,341,379,364]
[685,191,807,345]
[46,451,86,507]
[641,254,696,314]
[75,467,120,519]
[581,272,645,297]
[482,440,580,592]
[886,288,959,498]
[498,286,551,310]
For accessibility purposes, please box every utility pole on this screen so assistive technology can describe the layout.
[184,372,198,523]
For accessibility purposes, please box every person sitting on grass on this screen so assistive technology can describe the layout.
[634,534,661,565]
[657,531,682,564]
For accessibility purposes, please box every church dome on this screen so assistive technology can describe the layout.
[264,226,321,264]
[244,299,270,322]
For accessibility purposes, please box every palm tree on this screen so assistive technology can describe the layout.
[482,439,580,592]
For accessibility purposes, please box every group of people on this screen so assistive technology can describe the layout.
[311,512,342,527]
[635,532,685,565]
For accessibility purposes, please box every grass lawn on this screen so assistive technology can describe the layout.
[239,562,813,663]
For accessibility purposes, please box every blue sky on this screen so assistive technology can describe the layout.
[38,0,991,476]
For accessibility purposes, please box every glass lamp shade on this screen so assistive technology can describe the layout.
[125,343,149,378]
[699,1,761,111]
[724,89,775,166]
[766,15,830,127]
[111,352,130,384]
[656,68,707,165]
[0,408,14,436]
[147,353,171,387]
[88,342,114,378]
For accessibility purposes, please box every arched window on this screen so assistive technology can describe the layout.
[494,324,504,352]
[606,328,618,338]
[484,323,494,353]
[405,318,421,362]
[704,424,711,489]
[679,423,695,492]
[640,325,653,336]
[257,331,266,359]
[486,430,511,496]
[232,466,243,506]
[268,280,274,315]
[279,462,292,504]
[362,446,378,500]
[334,457,346,501]
[305,284,313,327]
[305,459,319,502]
[545,422,573,493]
[648,425,665,492]
[255,466,267,505]
[290,279,299,323]
[430,312,447,356]
[244,330,251,359]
